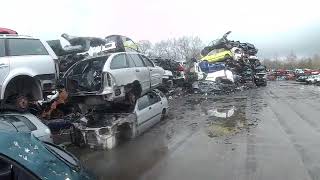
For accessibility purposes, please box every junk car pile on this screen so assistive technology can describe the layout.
[0,29,267,180]
[189,31,267,94]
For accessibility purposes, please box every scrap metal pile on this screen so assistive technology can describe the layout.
[192,31,267,94]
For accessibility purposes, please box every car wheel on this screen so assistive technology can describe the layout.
[127,91,137,105]
[15,95,29,112]
[161,108,167,121]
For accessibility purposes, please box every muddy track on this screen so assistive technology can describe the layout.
[69,81,320,180]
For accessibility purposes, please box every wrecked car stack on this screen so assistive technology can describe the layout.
[43,34,168,150]
[193,31,267,93]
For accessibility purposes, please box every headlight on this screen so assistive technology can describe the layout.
[45,128,51,134]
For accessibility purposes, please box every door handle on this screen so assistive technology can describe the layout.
[136,69,140,72]
[150,69,153,71]
[149,107,152,110]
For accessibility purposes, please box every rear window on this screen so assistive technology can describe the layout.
[8,38,49,56]
[0,39,5,57]
[0,115,37,131]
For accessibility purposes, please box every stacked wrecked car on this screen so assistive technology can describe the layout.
[192,31,267,93]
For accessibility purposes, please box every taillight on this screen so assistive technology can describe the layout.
[177,64,184,71]
[54,59,60,80]
[103,73,113,87]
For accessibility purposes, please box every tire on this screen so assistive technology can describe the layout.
[126,82,142,105]
[129,123,137,140]
[161,108,166,121]
[127,91,137,105]
[15,95,29,112]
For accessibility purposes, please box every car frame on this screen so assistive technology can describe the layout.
[0,34,59,111]
[72,89,169,149]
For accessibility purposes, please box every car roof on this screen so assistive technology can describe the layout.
[0,34,36,39]
[0,131,77,179]
[0,112,47,131]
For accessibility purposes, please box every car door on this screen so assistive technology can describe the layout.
[108,53,136,86]
[135,94,153,133]
[0,39,9,89]
[147,91,163,123]
[127,53,151,93]
[140,54,163,88]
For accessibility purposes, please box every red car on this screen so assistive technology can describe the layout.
[0,27,18,34]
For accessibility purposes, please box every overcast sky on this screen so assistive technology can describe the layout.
[1,0,320,58]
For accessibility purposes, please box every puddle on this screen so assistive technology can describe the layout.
[200,97,248,138]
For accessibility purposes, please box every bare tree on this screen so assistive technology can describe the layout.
[137,40,153,56]
[151,36,204,61]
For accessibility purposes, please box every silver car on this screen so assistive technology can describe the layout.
[0,112,52,143]
[64,52,165,106]
[0,34,58,110]
[73,89,169,150]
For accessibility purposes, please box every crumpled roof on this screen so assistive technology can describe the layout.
[62,33,106,47]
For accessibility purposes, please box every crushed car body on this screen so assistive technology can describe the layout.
[72,89,168,150]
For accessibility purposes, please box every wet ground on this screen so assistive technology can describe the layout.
[70,81,320,180]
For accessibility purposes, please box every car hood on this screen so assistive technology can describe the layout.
[0,131,94,180]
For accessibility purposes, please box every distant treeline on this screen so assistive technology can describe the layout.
[262,53,320,70]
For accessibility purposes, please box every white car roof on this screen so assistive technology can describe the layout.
[0,34,35,39]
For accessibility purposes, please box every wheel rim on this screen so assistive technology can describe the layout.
[16,96,29,110]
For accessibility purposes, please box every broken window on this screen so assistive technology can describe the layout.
[128,54,145,67]
[7,39,49,56]
[110,54,128,69]
[67,57,107,92]
[148,92,160,105]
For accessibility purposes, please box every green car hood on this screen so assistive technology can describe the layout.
[0,131,93,180]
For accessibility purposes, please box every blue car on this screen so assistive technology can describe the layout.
[199,61,225,73]
[0,130,95,180]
